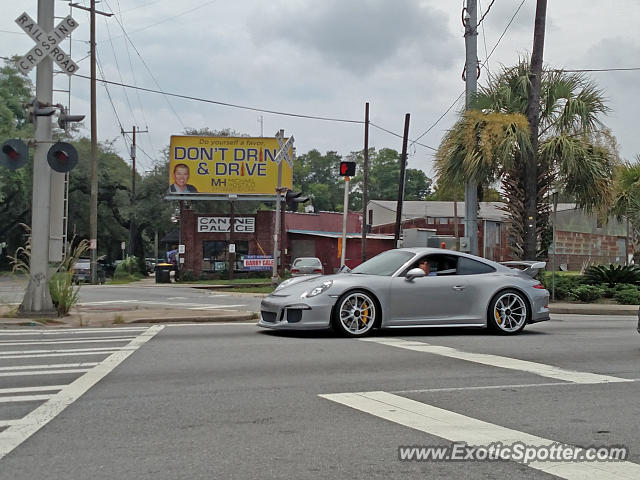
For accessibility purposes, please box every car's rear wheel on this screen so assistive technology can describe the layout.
[332,290,378,337]
[488,289,528,334]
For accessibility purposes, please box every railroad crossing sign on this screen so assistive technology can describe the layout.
[274,130,294,167]
[15,12,79,76]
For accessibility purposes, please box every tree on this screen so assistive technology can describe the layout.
[0,59,34,269]
[435,60,616,259]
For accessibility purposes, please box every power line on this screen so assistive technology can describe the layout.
[101,0,185,129]
[482,0,527,67]
[74,73,365,124]
[553,67,640,73]
[475,0,496,28]
[369,122,437,151]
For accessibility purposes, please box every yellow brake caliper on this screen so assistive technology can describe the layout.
[494,309,503,325]
[361,302,369,325]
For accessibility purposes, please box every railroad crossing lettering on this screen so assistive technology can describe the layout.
[15,12,79,76]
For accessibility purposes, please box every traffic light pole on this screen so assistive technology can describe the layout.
[341,176,350,267]
[271,161,282,285]
[21,0,55,314]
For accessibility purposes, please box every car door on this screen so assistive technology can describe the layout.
[386,253,472,326]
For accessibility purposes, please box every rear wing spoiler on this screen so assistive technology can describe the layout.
[499,261,546,277]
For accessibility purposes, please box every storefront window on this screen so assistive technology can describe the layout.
[202,241,249,272]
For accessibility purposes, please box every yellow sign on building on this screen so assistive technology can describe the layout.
[168,136,293,195]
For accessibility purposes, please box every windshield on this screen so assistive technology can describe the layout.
[293,258,321,267]
[350,249,414,276]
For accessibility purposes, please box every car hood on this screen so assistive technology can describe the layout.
[267,272,377,298]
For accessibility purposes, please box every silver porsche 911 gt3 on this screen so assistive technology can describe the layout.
[259,247,550,337]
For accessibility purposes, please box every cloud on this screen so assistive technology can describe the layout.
[248,0,458,74]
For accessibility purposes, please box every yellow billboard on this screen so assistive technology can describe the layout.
[168,136,293,195]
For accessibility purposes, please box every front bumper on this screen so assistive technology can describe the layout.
[258,297,334,330]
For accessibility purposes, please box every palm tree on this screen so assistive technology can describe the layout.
[435,59,617,259]
[609,158,640,262]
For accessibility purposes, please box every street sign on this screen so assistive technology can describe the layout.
[15,12,79,75]
[274,135,294,167]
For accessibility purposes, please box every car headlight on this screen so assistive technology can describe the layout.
[274,278,296,292]
[301,280,333,298]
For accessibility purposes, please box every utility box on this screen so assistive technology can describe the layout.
[402,228,437,247]
[427,236,457,250]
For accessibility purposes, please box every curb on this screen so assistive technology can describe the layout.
[127,313,257,324]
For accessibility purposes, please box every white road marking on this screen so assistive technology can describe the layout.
[187,304,245,310]
[0,325,164,459]
[0,337,137,346]
[321,391,640,480]
[393,379,640,394]
[361,338,631,384]
[0,369,91,377]
[0,395,52,404]
[0,327,147,336]
[164,322,256,327]
[0,363,98,372]
[81,300,140,305]
[166,297,187,300]
[0,386,64,395]
[0,420,20,427]
[0,351,118,360]
[0,347,132,356]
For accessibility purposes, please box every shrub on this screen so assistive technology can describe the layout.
[613,288,640,305]
[114,257,142,280]
[582,264,640,287]
[568,285,605,302]
[49,272,80,316]
[541,273,583,300]
[180,269,196,282]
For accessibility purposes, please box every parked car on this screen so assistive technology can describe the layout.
[637,306,640,335]
[259,247,550,337]
[290,257,323,276]
[72,258,106,284]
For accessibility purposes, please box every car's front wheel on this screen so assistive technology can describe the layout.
[332,290,378,337]
[488,289,528,334]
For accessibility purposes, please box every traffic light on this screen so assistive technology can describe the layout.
[339,161,356,177]
[26,98,56,124]
[0,139,28,170]
[47,142,78,172]
[284,189,309,210]
[57,108,85,132]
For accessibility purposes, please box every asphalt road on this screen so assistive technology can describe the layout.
[0,314,638,479]
[0,275,264,313]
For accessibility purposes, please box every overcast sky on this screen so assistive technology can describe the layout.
[2,0,639,179]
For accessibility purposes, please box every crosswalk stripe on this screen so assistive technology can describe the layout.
[0,337,137,347]
[0,327,147,336]
[0,386,64,395]
[0,394,52,404]
[0,347,131,356]
[320,391,640,480]
[360,338,631,384]
[0,363,98,372]
[187,304,245,310]
[0,351,118,360]
[0,369,91,377]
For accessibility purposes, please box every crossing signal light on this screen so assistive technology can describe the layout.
[339,161,356,177]
[0,139,28,170]
[284,189,309,210]
[57,108,85,132]
[26,99,56,124]
[47,142,78,172]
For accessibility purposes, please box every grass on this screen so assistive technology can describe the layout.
[184,277,272,285]
[226,286,274,294]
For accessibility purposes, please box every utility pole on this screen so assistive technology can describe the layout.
[524,0,547,260]
[121,126,148,257]
[361,102,369,263]
[394,114,411,247]
[21,0,55,314]
[88,0,98,283]
[272,130,284,285]
[463,0,479,255]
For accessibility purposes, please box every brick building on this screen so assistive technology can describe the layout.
[178,206,394,276]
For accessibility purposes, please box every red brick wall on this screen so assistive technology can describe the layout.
[549,230,627,270]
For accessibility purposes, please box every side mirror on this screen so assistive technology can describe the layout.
[406,267,426,281]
